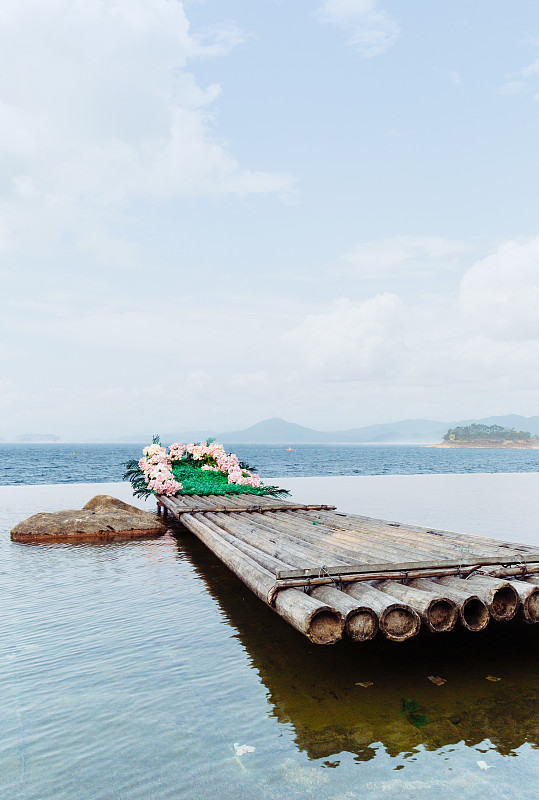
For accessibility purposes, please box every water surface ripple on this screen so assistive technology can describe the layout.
[0,481,537,799]
[2,442,539,485]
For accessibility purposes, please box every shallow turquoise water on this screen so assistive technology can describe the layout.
[1,480,538,799]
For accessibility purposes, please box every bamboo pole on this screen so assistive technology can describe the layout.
[209,511,336,568]
[256,512,406,564]
[274,510,464,567]
[526,576,539,586]
[165,495,336,515]
[226,511,368,568]
[159,495,537,642]
[309,585,378,642]
[319,510,537,554]
[506,578,539,623]
[410,578,490,632]
[438,575,519,622]
[377,580,457,633]
[237,512,378,566]
[276,511,447,563]
[230,495,337,512]
[342,582,421,642]
[191,513,293,574]
[290,509,518,563]
[207,511,355,569]
[178,512,345,644]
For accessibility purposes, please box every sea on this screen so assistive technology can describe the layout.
[0,443,538,799]
[2,441,539,485]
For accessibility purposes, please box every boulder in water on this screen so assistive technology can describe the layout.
[10,494,165,543]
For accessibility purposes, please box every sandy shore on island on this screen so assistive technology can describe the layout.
[428,440,539,449]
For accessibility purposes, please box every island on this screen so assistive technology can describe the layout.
[429,423,539,449]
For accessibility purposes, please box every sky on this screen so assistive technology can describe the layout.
[1,0,539,440]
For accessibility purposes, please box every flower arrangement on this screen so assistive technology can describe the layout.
[124,436,287,499]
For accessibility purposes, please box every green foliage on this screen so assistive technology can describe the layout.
[123,437,289,500]
[443,423,535,442]
[123,459,153,499]
[169,460,287,497]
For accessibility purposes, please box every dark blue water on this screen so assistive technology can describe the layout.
[1,442,539,485]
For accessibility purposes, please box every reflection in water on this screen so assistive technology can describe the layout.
[2,477,538,800]
[170,523,539,762]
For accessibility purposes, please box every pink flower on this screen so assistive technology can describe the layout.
[143,444,167,459]
[168,443,185,461]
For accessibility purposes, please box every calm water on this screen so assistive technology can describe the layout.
[0,479,537,799]
[2,442,539,485]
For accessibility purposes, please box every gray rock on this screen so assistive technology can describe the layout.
[11,494,166,543]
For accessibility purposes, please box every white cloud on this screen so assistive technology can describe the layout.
[337,236,471,279]
[316,0,399,56]
[4,235,539,435]
[0,0,293,260]
[458,236,539,339]
[283,237,539,391]
[497,80,527,96]
[283,293,405,377]
[498,56,539,98]
[522,58,539,78]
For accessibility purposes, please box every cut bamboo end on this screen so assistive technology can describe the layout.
[379,605,421,642]
[410,578,490,632]
[378,579,457,634]
[308,609,346,645]
[310,585,378,642]
[524,591,539,623]
[459,596,491,631]
[345,608,379,642]
[343,582,420,642]
[506,578,539,624]
[273,588,345,645]
[438,575,519,622]
[427,599,458,632]
[490,586,519,621]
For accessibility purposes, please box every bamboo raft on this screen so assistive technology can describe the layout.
[157,493,539,645]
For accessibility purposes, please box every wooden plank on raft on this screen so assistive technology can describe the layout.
[275,554,539,581]
[160,498,337,515]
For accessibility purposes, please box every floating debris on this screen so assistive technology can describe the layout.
[427,676,446,686]
[355,681,374,688]
[486,676,502,682]
[234,743,256,756]
[477,761,494,770]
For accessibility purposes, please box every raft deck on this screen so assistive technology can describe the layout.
[158,493,539,645]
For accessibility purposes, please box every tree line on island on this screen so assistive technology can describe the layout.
[443,424,539,442]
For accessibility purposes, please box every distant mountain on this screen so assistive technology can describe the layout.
[330,419,450,444]
[217,415,539,444]
[112,414,539,445]
[14,434,61,443]
[217,417,450,444]
[219,418,334,443]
